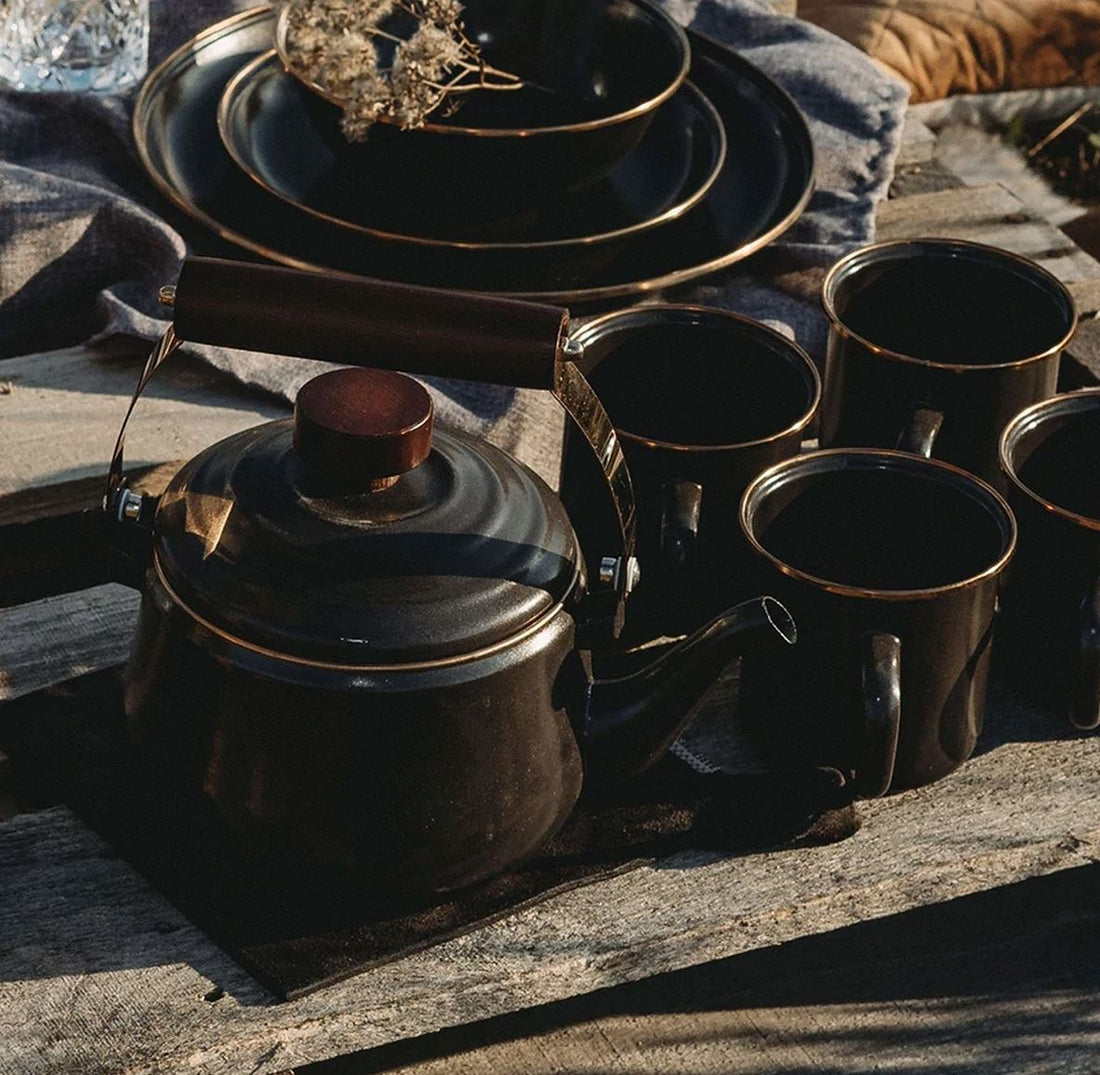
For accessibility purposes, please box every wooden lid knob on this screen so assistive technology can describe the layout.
[294,368,433,489]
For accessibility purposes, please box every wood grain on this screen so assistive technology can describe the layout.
[0,585,138,702]
[0,337,286,606]
[0,461,182,530]
[0,710,1095,1075]
[875,182,1100,284]
[0,464,184,609]
[299,865,1100,1075]
[895,115,937,167]
[1064,279,1100,387]
[0,340,288,497]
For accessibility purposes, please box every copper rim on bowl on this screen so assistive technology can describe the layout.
[272,0,690,138]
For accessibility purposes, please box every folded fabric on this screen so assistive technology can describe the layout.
[0,0,909,481]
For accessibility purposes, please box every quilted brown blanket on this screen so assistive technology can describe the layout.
[801,0,1100,102]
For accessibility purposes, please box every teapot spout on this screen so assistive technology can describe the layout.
[583,597,796,780]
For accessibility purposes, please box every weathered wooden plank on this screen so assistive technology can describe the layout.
[3,150,1100,1075]
[0,340,287,604]
[0,585,138,702]
[1064,279,1100,323]
[0,701,1096,1075]
[896,115,937,167]
[0,461,182,529]
[0,342,288,497]
[296,866,1100,1075]
[888,158,966,200]
[1063,317,1100,388]
[876,182,1100,282]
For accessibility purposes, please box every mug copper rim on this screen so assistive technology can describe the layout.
[999,387,1100,533]
[569,304,822,453]
[740,447,1017,601]
[822,238,1078,373]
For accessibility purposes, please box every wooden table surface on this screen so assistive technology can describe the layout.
[1,122,1098,1075]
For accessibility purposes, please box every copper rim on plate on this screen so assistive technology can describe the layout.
[216,49,727,251]
[132,6,815,301]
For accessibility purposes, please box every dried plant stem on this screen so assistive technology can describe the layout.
[1028,103,1094,159]
[367,25,519,83]
[283,0,528,138]
[436,78,524,93]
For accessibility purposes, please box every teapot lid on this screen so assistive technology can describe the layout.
[152,368,582,666]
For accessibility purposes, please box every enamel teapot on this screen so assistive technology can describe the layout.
[108,258,794,894]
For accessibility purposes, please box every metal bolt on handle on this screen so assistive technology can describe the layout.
[599,556,642,597]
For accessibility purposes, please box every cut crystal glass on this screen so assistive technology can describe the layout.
[0,0,149,94]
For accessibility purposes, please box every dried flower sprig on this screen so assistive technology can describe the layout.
[283,0,524,142]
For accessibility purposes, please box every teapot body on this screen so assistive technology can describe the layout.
[111,267,796,897]
[125,565,586,894]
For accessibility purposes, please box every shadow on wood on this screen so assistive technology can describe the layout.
[303,863,1100,1075]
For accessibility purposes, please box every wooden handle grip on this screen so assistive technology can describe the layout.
[173,257,569,390]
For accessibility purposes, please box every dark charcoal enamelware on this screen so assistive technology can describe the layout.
[131,8,814,300]
[274,0,691,205]
[998,389,1100,730]
[218,51,726,247]
[739,449,1016,796]
[820,239,1077,489]
[111,257,797,896]
[561,305,820,639]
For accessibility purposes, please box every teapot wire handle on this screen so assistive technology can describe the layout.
[104,321,181,521]
[104,259,638,618]
[555,352,637,561]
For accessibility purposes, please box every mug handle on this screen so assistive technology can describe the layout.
[659,479,703,572]
[1071,572,1100,731]
[854,631,901,797]
[896,405,944,458]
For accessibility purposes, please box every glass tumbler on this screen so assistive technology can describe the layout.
[0,0,150,94]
